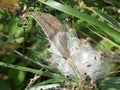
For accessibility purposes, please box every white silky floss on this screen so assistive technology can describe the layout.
[22,12,111,80]
[47,29,111,80]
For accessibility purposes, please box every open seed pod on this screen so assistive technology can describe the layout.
[21,12,112,86]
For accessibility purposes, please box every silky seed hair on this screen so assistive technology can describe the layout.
[22,12,112,80]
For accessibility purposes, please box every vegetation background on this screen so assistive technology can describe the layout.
[0,0,120,90]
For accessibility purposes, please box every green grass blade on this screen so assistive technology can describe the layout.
[0,62,64,79]
[97,77,120,90]
[111,0,120,7]
[90,29,120,49]
[14,50,59,73]
[92,8,120,32]
[37,0,120,44]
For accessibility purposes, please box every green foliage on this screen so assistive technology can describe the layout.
[0,80,11,90]
[97,77,120,90]
[9,69,25,87]
[0,0,120,90]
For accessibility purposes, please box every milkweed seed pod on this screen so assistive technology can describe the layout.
[22,12,70,59]
[22,12,111,80]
